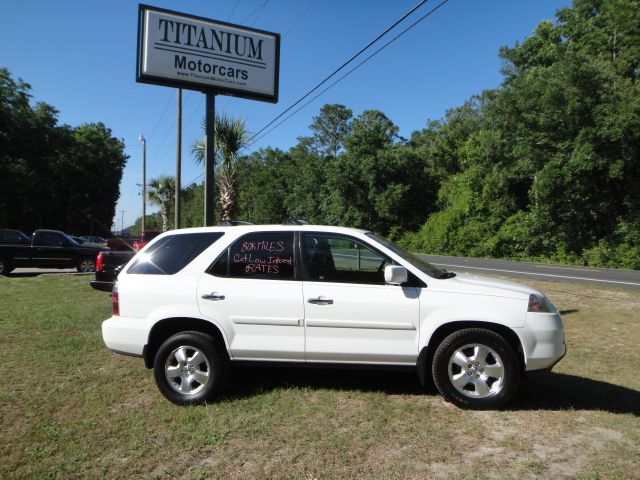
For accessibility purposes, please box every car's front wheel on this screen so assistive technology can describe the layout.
[432,328,520,409]
[153,331,228,405]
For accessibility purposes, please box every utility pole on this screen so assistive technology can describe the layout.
[120,210,126,235]
[204,93,216,226]
[175,88,182,229]
[139,134,147,234]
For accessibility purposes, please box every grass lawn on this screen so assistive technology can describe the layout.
[0,274,639,479]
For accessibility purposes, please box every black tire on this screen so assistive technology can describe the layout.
[432,328,520,410]
[77,257,96,273]
[153,331,228,405]
[0,258,11,275]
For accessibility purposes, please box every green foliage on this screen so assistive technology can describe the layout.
[126,0,638,270]
[191,113,249,221]
[147,176,175,232]
[308,103,353,159]
[236,148,290,224]
[402,0,640,268]
[0,68,127,235]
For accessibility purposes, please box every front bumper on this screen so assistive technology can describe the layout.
[520,312,566,371]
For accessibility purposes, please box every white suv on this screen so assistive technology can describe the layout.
[101,225,565,409]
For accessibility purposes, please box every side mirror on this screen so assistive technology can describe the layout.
[384,265,408,285]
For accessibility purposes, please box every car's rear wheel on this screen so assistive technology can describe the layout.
[77,257,96,273]
[432,328,519,409]
[153,331,228,405]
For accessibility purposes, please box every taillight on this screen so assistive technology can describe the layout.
[112,284,119,316]
[96,252,104,271]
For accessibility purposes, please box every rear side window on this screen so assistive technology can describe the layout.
[1,230,28,244]
[208,231,295,280]
[127,232,224,275]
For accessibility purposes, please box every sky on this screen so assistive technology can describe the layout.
[1,0,571,231]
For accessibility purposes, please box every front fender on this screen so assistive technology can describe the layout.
[419,291,527,349]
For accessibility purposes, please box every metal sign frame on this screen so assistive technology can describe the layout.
[136,4,280,103]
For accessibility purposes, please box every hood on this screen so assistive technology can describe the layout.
[432,272,541,300]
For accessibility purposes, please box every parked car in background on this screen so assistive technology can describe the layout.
[90,231,163,290]
[0,229,105,274]
[106,236,137,252]
[83,235,107,245]
[132,230,161,251]
[101,224,566,409]
[70,235,88,245]
[90,251,133,291]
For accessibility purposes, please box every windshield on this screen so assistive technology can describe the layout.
[366,233,455,279]
[63,232,80,246]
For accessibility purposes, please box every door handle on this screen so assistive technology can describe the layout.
[307,296,333,305]
[201,292,225,301]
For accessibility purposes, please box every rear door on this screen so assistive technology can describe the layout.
[197,231,305,362]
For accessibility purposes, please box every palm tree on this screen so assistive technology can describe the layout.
[191,113,248,221]
[147,176,175,232]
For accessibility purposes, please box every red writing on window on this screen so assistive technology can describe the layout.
[240,240,285,253]
[232,252,293,275]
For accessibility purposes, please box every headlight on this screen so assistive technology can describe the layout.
[528,294,555,313]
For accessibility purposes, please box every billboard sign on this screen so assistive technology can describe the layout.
[137,5,280,103]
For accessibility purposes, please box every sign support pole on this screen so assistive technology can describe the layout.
[204,92,216,226]
[175,88,182,229]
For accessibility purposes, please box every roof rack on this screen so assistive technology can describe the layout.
[282,218,309,225]
[217,220,254,226]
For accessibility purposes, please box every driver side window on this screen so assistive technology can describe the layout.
[302,233,389,284]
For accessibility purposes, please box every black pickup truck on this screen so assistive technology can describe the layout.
[90,231,162,292]
[90,250,135,291]
[0,229,105,275]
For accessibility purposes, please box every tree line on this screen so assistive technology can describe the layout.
[0,68,128,235]
[143,0,638,269]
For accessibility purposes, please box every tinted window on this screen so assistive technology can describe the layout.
[303,233,389,284]
[208,249,229,276]
[34,232,64,246]
[1,230,29,244]
[225,232,295,280]
[127,232,224,275]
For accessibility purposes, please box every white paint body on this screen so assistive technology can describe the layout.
[102,225,566,371]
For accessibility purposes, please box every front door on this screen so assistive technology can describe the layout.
[197,231,305,362]
[301,233,420,365]
[32,231,75,268]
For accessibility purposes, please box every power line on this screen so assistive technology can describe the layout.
[245,0,432,145]
[247,0,449,148]
[241,0,268,24]
[146,90,175,143]
[250,0,269,26]
[184,172,205,188]
[278,0,301,34]
[227,0,241,21]
[283,0,315,37]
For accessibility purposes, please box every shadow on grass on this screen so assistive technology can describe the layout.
[4,272,43,278]
[224,366,640,415]
[512,372,640,415]
[225,365,430,399]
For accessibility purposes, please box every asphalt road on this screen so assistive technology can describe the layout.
[418,254,640,291]
[6,257,640,291]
